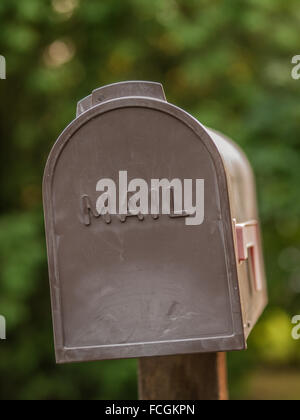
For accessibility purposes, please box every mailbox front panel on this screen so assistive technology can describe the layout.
[44,97,245,363]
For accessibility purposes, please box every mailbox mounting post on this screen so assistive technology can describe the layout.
[139,352,228,400]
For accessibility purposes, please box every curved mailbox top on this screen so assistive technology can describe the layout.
[43,81,267,363]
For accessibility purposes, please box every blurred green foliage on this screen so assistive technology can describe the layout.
[0,0,300,400]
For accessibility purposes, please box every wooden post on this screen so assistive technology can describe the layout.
[138,352,228,400]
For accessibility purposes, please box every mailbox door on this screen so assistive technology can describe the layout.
[43,97,245,363]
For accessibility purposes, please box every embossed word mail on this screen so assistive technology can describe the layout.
[81,171,205,226]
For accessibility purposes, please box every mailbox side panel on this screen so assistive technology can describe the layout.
[43,98,246,363]
[208,129,268,339]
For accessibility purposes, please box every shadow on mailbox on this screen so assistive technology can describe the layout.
[43,81,267,363]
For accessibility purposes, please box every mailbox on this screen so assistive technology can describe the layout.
[43,81,267,364]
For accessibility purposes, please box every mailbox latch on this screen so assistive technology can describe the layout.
[234,220,263,292]
[76,81,167,117]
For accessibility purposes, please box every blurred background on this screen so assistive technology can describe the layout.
[0,0,300,400]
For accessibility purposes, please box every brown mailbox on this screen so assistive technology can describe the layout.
[43,81,267,364]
